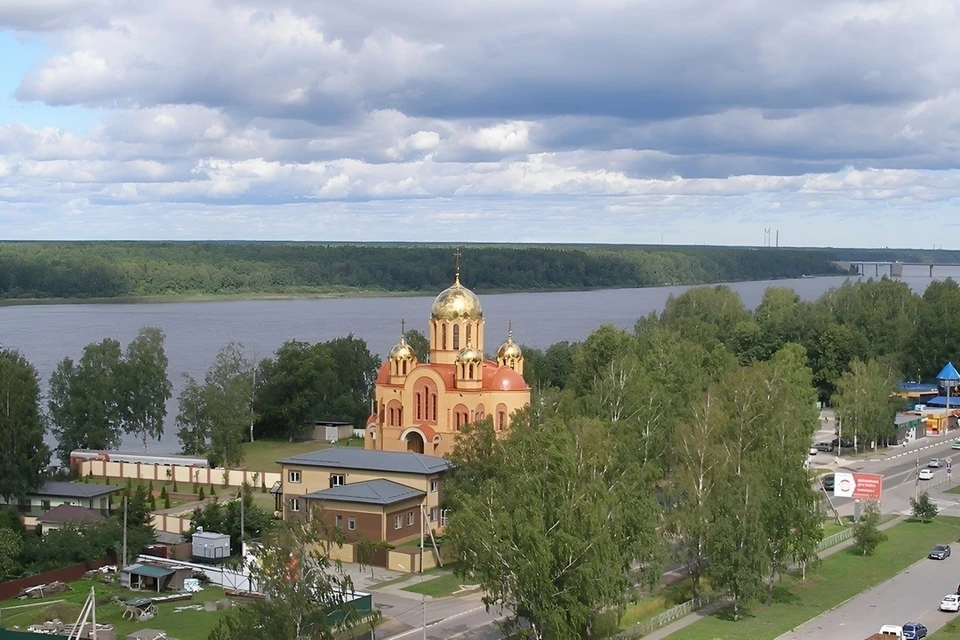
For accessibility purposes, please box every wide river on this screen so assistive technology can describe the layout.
[2,265,957,454]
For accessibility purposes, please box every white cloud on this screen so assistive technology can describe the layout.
[1,0,960,246]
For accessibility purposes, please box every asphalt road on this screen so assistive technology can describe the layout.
[777,552,960,640]
[374,591,506,640]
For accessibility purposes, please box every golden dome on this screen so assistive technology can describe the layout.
[431,275,483,321]
[456,341,483,364]
[497,337,522,360]
[389,338,415,361]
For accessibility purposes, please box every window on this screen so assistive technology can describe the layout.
[441,324,447,349]
[440,509,449,527]
[408,511,415,526]
[335,515,343,528]
[498,412,506,431]
[41,500,51,511]
[429,507,438,522]
[330,474,345,488]
[453,324,460,349]
[431,394,438,421]
[416,393,422,420]
[395,515,402,530]
[288,470,301,483]
[468,363,474,379]
[348,517,356,531]
[467,324,472,344]
[402,361,407,375]
[430,479,439,492]
[289,498,300,512]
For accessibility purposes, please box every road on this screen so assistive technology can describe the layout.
[777,553,960,639]
[374,590,506,640]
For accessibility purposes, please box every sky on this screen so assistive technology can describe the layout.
[1,0,959,247]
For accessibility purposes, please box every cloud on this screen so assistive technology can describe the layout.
[1,0,959,247]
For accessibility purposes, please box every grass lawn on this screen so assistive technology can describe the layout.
[944,484,960,495]
[0,579,232,640]
[931,617,960,638]
[619,578,706,629]
[665,517,960,640]
[240,439,333,472]
[402,574,479,598]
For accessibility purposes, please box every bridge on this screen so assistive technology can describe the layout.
[833,261,960,277]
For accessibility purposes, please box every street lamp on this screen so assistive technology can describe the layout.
[937,362,960,434]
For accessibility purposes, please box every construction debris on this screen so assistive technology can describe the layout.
[17,581,72,600]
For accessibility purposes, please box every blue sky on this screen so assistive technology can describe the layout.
[1,1,959,247]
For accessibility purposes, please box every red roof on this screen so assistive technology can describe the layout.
[375,360,528,392]
[37,504,105,524]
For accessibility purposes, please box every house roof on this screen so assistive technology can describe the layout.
[124,563,174,579]
[37,504,105,524]
[277,448,451,475]
[304,479,426,506]
[31,481,123,499]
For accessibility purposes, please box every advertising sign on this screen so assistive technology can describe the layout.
[833,472,883,500]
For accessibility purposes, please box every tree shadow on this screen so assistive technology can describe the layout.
[769,584,799,605]
[712,605,756,622]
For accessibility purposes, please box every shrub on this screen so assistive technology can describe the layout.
[851,501,887,556]
[199,487,206,501]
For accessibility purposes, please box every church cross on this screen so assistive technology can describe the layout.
[508,318,513,338]
[400,318,406,336]
[454,247,462,280]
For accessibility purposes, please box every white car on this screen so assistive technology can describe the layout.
[941,594,960,612]
[919,468,935,480]
[929,458,944,468]
[809,446,818,456]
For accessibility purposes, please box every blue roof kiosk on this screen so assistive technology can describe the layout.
[938,362,960,431]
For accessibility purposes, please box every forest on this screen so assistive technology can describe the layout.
[0,241,850,300]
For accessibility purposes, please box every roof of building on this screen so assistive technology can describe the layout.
[193,530,229,540]
[304,479,426,505]
[36,504,106,524]
[31,481,123,499]
[124,563,175,579]
[376,360,529,391]
[278,448,451,474]
[938,362,960,382]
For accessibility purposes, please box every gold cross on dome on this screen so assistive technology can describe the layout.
[454,247,462,280]
[400,318,406,336]
[508,318,513,337]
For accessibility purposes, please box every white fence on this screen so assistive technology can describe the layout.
[80,459,281,490]
[612,596,721,639]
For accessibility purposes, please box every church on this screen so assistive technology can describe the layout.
[365,255,531,458]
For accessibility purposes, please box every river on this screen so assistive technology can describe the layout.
[1,265,957,454]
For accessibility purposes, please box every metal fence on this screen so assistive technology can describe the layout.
[815,512,899,552]
[612,595,721,639]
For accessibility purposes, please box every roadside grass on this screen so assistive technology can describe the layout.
[401,573,479,598]
[0,579,231,639]
[618,577,707,629]
[931,617,960,638]
[944,484,960,495]
[665,516,960,640]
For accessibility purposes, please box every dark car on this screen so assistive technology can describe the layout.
[815,442,834,452]
[929,544,951,560]
[830,437,854,449]
[821,474,835,491]
[903,622,928,639]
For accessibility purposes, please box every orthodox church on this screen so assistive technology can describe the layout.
[364,256,531,458]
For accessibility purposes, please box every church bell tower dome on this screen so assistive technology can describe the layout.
[431,276,483,321]
[455,341,483,364]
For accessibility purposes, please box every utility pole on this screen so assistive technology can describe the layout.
[915,455,920,502]
[250,347,258,443]
[240,484,245,556]
[121,495,128,569]
[420,502,426,640]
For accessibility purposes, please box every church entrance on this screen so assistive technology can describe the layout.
[405,432,425,454]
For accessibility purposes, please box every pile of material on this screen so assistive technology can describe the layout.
[17,581,72,599]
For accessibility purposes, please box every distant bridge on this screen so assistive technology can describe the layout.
[833,261,960,277]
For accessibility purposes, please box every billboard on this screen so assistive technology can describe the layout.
[833,472,883,500]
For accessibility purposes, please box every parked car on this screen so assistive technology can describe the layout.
[929,544,951,560]
[929,458,944,468]
[831,437,854,448]
[902,622,928,639]
[952,440,960,450]
[919,468,935,481]
[940,594,960,612]
[821,474,835,491]
[815,442,834,452]
[809,446,818,456]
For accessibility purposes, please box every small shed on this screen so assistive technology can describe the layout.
[192,530,231,563]
[121,564,175,592]
[311,420,354,442]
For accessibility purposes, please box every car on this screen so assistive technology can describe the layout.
[919,468,935,480]
[821,474,835,491]
[878,624,904,638]
[941,594,960,612]
[831,437,854,448]
[815,442,834,452]
[952,440,960,450]
[902,622,928,639]
[929,544,951,560]
[929,458,944,468]
[809,446,818,456]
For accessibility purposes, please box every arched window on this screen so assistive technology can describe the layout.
[416,393,422,420]
[402,361,407,375]
[441,324,447,350]
[468,363,474,379]
[498,412,506,431]
[453,324,460,350]
[432,393,438,421]
[467,324,472,345]
[475,404,485,421]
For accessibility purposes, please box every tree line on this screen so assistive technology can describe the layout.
[0,241,847,300]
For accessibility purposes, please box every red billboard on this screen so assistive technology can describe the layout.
[833,472,883,500]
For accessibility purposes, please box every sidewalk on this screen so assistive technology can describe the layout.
[640,515,906,640]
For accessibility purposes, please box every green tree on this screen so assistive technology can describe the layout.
[403,328,430,362]
[0,528,22,579]
[0,349,50,501]
[122,327,173,451]
[660,285,751,350]
[188,484,273,555]
[447,411,662,639]
[905,279,960,379]
[255,341,337,440]
[48,339,125,464]
[851,501,886,556]
[177,342,254,467]
[911,492,939,522]
[832,358,902,448]
[568,324,636,394]
[208,519,356,640]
